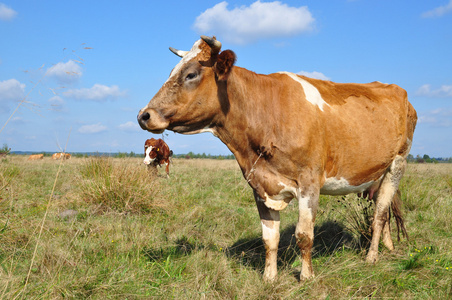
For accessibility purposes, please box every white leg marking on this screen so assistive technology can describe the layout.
[254,191,280,281]
[261,210,280,281]
[296,194,316,279]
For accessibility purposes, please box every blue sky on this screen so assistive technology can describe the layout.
[0,1,451,157]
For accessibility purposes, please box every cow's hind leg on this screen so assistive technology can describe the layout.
[390,189,408,242]
[366,155,406,263]
[380,189,409,251]
[381,209,394,251]
[253,190,280,281]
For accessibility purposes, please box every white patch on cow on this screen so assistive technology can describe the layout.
[262,182,297,211]
[143,146,155,165]
[167,40,203,81]
[261,208,280,238]
[262,222,276,240]
[298,195,313,219]
[404,138,412,157]
[142,40,203,112]
[263,194,290,211]
[199,127,218,137]
[277,182,298,198]
[278,71,329,111]
[180,126,219,137]
[320,177,376,195]
[298,194,310,210]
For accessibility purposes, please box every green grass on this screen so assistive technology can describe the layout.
[0,156,451,299]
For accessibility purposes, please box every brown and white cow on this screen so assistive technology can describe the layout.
[137,36,417,281]
[28,154,44,160]
[143,138,173,177]
[52,152,71,160]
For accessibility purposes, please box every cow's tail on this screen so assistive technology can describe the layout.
[391,189,408,241]
[169,150,174,164]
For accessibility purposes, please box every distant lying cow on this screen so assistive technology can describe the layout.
[143,138,173,177]
[52,152,71,160]
[28,154,44,160]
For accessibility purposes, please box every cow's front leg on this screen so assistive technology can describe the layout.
[296,188,319,280]
[164,162,170,178]
[253,190,280,281]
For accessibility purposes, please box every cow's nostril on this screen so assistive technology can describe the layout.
[138,111,151,130]
[140,112,150,121]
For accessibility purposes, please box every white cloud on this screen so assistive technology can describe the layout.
[118,121,140,132]
[48,96,64,106]
[63,84,126,101]
[421,0,452,18]
[193,1,315,45]
[48,96,65,111]
[47,60,82,84]
[418,108,452,128]
[297,71,330,81]
[0,3,17,21]
[415,84,452,98]
[78,123,108,134]
[0,79,25,101]
[0,79,25,112]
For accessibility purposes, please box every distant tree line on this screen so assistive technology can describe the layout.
[172,152,235,160]
[406,154,452,164]
[112,151,235,160]
[3,143,450,162]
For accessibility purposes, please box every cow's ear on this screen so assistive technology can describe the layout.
[215,50,236,81]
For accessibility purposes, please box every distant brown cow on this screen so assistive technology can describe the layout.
[143,138,173,177]
[28,154,44,160]
[52,152,71,160]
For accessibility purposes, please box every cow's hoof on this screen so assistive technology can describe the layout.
[299,270,315,281]
[366,251,379,264]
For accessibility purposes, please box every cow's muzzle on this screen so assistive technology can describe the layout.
[137,111,150,130]
[137,108,169,134]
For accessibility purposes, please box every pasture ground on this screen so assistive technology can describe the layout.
[0,156,451,299]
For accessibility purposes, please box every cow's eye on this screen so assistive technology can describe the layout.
[185,72,198,81]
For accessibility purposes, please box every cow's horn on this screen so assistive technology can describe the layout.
[201,35,221,54]
[169,47,188,58]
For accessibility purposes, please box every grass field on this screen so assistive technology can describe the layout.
[0,156,451,299]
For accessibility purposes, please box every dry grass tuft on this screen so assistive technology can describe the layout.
[77,157,165,213]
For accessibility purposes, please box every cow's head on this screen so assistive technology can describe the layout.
[137,36,236,134]
[144,146,158,166]
[144,138,158,165]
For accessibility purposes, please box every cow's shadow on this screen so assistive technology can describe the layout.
[143,220,360,278]
[225,220,357,275]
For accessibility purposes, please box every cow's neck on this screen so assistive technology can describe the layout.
[214,67,283,180]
